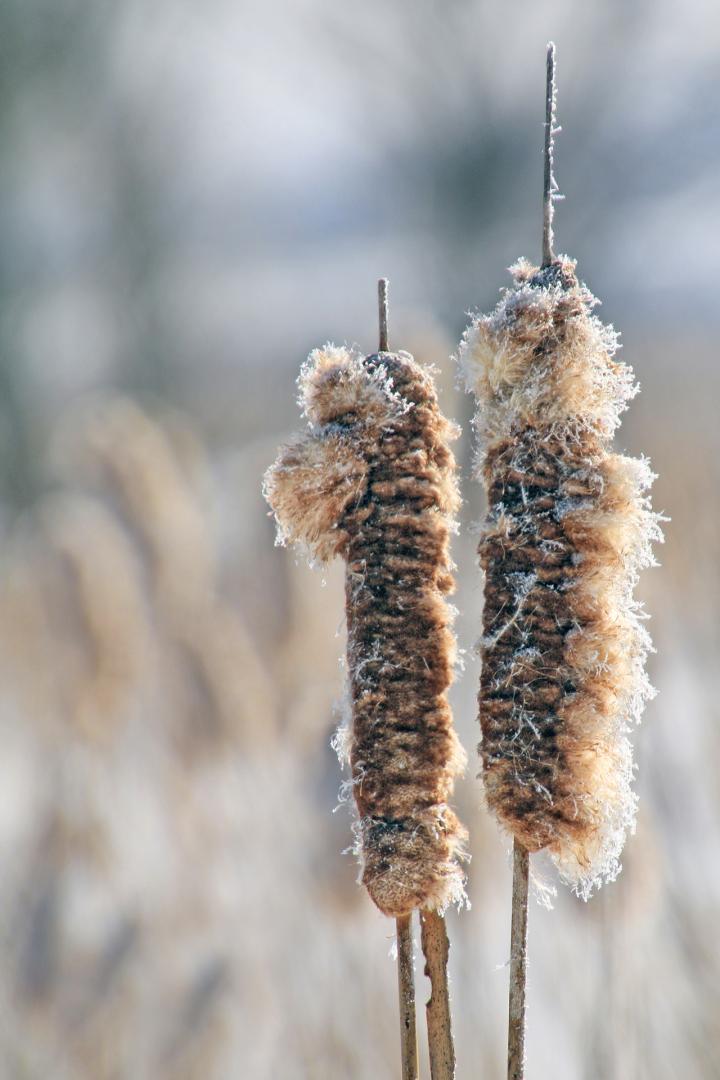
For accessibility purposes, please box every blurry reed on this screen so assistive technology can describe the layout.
[264,284,467,1077]
[61,397,276,751]
[0,397,289,1077]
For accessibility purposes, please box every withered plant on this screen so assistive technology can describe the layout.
[265,282,467,1079]
[458,44,662,1079]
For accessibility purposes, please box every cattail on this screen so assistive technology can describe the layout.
[459,249,660,895]
[459,42,660,1080]
[459,45,660,902]
[264,303,467,918]
[459,44,662,1079]
[264,282,467,1078]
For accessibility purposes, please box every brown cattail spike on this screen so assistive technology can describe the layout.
[459,42,661,900]
[459,255,662,898]
[265,309,467,918]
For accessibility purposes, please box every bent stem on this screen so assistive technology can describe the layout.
[507,840,530,1080]
[396,914,419,1080]
[420,909,456,1079]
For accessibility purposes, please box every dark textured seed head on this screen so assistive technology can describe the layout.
[265,345,467,915]
[459,258,662,898]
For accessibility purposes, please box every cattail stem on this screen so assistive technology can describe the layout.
[507,841,530,1080]
[396,914,419,1080]
[420,909,456,1080]
[542,41,558,267]
[506,45,553,1078]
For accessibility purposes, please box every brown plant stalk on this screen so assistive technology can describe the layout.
[420,908,456,1080]
[396,913,419,1080]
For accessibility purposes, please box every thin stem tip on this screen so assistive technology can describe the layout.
[378,278,389,352]
[542,41,559,267]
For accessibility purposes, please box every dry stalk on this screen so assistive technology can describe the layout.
[420,908,456,1079]
[396,913,419,1080]
[507,841,529,1080]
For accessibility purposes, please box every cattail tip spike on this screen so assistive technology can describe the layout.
[542,42,559,267]
[378,278,389,352]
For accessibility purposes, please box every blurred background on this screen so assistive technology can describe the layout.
[0,1,717,1076]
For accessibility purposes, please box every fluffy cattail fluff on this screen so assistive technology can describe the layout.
[459,257,662,898]
[264,345,467,916]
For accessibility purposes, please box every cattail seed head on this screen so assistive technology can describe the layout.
[265,345,467,916]
[459,257,662,898]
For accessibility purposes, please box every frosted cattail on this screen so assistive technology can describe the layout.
[264,333,467,918]
[459,49,661,901]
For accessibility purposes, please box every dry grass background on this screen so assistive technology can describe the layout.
[0,1,719,1076]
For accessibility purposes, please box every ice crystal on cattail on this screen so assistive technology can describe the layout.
[264,345,468,916]
[458,257,662,898]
